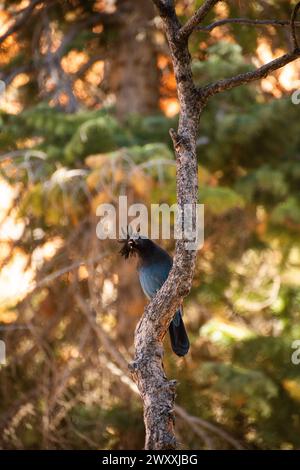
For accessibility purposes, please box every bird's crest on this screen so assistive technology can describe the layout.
[118,224,140,259]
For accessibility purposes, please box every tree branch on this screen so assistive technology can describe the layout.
[90,319,243,449]
[178,0,221,40]
[201,1,300,97]
[129,0,206,451]
[202,49,300,97]
[196,17,300,33]
[132,0,300,451]
[76,291,244,450]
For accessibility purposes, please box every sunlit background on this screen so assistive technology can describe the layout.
[1,0,300,450]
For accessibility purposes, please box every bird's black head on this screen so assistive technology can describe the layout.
[119,233,154,259]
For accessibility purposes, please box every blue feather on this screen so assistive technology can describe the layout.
[139,259,182,327]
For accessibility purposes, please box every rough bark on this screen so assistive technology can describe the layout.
[130,0,300,450]
[106,0,160,119]
[129,0,206,451]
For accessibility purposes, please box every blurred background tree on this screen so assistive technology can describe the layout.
[0,0,300,450]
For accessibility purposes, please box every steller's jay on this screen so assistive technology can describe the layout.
[120,234,190,357]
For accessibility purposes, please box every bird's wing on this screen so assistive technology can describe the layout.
[139,261,171,300]
[139,258,183,326]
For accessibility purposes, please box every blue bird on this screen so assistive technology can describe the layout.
[120,234,190,357]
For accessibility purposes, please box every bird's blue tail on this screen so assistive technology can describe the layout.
[168,309,190,357]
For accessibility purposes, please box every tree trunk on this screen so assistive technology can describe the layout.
[106,0,160,119]
[129,3,205,449]
[130,0,300,451]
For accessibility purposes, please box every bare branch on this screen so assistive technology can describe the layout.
[127,0,205,451]
[93,320,245,450]
[137,0,300,451]
[95,331,243,450]
[196,17,300,33]
[178,0,221,40]
[82,294,243,450]
[202,49,300,97]
[202,2,300,98]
